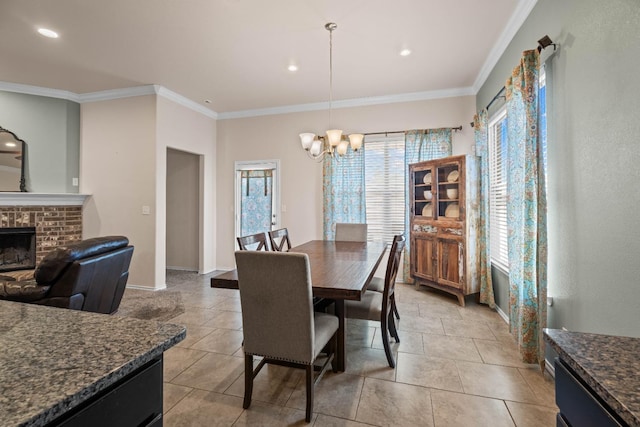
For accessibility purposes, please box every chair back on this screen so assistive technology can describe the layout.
[235,251,315,364]
[382,235,405,302]
[237,232,269,251]
[335,223,368,242]
[268,228,292,252]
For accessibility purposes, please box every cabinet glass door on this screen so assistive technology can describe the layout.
[412,167,434,218]
[436,163,460,220]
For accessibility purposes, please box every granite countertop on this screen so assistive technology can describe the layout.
[544,328,640,427]
[0,300,186,427]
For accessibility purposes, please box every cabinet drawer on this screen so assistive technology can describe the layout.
[554,358,623,427]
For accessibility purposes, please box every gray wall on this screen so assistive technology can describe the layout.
[0,91,80,193]
[479,0,640,339]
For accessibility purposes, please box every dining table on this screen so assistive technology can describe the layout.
[210,240,388,371]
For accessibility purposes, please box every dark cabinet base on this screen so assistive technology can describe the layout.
[554,358,623,427]
[53,357,163,427]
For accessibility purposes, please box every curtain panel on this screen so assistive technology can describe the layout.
[402,129,453,282]
[322,147,366,240]
[473,110,496,309]
[505,49,548,367]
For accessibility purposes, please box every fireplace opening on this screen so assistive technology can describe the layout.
[0,227,36,272]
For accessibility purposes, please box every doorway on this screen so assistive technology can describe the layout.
[234,160,280,245]
[166,148,200,271]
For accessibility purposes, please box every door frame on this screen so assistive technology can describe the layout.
[234,159,281,243]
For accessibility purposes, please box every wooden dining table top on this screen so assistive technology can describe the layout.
[210,240,388,301]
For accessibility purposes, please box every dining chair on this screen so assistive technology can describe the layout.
[334,223,368,242]
[366,237,402,320]
[235,250,338,423]
[236,232,269,251]
[345,234,405,368]
[268,228,292,252]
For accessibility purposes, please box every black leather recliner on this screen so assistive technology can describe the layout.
[0,236,134,314]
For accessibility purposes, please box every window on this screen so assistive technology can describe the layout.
[364,135,406,243]
[488,108,509,271]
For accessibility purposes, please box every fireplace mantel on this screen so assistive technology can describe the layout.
[0,193,90,206]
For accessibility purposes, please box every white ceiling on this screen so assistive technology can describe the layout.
[0,0,533,117]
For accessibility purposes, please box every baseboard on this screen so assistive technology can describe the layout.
[126,284,167,291]
[495,304,509,324]
[166,266,198,272]
[545,358,555,378]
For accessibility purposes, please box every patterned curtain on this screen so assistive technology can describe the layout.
[473,110,496,309]
[240,170,273,237]
[402,129,452,282]
[505,49,548,367]
[322,146,366,240]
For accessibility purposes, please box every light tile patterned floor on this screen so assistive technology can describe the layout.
[146,270,557,426]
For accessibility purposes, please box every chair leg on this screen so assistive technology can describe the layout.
[381,313,396,369]
[392,295,400,319]
[388,310,400,342]
[305,364,314,422]
[330,332,338,373]
[243,354,253,409]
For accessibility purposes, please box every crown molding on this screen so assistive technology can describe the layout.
[217,86,475,120]
[472,0,539,93]
[154,86,218,119]
[79,85,218,119]
[0,82,218,119]
[0,81,80,102]
[78,85,157,102]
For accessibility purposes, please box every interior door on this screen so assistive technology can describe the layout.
[234,160,280,243]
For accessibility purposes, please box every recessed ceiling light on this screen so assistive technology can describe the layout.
[204,99,212,104]
[400,49,412,57]
[288,65,298,72]
[37,28,59,38]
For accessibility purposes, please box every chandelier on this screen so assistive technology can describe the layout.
[299,22,363,160]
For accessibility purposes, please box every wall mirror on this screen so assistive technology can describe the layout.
[0,126,26,192]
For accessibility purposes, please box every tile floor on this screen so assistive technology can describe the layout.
[151,270,557,426]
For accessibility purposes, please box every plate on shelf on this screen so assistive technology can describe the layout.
[423,172,432,184]
[421,203,433,216]
[447,170,459,183]
[445,202,459,218]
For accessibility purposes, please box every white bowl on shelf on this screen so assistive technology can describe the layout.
[446,188,458,199]
[424,190,432,200]
[421,203,433,216]
[423,173,432,184]
[445,202,459,218]
[447,170,459,183]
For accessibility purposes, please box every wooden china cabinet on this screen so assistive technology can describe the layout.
[409,154,480,306]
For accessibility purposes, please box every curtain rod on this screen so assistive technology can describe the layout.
[469,34,558,128]
[364,126,462,137]
[486,86,506,111]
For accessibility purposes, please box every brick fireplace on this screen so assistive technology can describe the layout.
[0,204,83,264]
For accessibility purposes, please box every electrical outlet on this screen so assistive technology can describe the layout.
[142,206,151,215]
[72,177,79,186]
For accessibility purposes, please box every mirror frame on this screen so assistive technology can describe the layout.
[0,126,27,192]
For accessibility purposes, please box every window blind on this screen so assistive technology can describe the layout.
[364,136,406,243]
[489,109,509,271]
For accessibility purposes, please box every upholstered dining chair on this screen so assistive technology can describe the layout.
[236,232,269,251]
[334,223,368,242]
[345,234,405,368]
[235,250,339,423]
[268,228,292,252]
